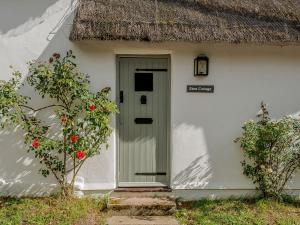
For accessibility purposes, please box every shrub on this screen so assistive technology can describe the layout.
[0,51,117,196]
[236,103,300,199]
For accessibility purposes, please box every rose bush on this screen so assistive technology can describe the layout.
[236,102,300,199]
[0,51,117,196]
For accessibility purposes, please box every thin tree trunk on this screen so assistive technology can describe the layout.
[63,133,67,193]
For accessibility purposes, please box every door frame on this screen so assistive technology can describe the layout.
[116,54,171,188]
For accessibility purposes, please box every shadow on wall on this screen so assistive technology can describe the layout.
[171,123,212,189]
[0,0,59,34]
[0,0,77,77]
[0,82,67,196]
[0,0,79,196]
[172,154,212,189]
[0,116,59,197]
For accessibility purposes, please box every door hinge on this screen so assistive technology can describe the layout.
[120,91,123,103]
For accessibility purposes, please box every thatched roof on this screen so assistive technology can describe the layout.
[70,0,300,45]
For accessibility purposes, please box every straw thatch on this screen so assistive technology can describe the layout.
[70,0,300,45]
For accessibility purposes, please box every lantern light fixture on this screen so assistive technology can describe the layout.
[194,55,209,76]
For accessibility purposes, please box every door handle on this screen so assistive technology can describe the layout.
[135,118,153,124]
[140,95,147,104]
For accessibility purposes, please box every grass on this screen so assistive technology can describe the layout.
[0,196,107,225]
[1,196,300,225]
[176,198,300,225]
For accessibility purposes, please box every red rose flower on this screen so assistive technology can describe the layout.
[89,104,96,111]
[32,139,40,149]
[70,135,78,143]
[76,151,85,160]
[61,115,68,124]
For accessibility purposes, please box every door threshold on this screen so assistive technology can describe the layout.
[114,187,172,193]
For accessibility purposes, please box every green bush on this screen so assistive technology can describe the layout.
[236,103,300,199]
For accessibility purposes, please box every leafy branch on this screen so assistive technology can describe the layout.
[20,104,68,112]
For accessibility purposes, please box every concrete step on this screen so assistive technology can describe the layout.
[108,197,177,216]
[107,216,179,225]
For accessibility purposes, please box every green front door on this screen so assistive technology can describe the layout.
[118,56,170,187]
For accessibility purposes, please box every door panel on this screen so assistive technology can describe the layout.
[118,57,169,187]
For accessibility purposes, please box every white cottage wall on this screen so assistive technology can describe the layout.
[1,0,300,198]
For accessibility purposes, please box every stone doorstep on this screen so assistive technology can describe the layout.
[111,191,175,199]
[106,216,179,225]
[108,197,176,210]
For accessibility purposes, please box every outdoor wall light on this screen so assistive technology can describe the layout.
[194,55,209,76]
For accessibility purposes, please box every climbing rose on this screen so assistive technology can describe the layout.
[76,151,85,160]
[32,139,40,149]
[89,104,96,111]
[70,135,78,143]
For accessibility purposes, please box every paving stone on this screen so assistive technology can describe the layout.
[107,216,179,225]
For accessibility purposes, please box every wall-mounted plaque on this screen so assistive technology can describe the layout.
[187,85,214,93]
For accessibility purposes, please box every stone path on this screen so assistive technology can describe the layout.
[107,216,179,225]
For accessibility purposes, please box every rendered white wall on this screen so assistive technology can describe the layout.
[1,0,300,197]
[170,44,300,190]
